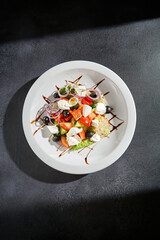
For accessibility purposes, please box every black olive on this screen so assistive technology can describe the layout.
[90,92,97,98]
[53,91,60,98]
[43,116,49,125]
[62,110,70,117]
[106,106,112,113]
[52,134,60,142]
[86,131,94,139]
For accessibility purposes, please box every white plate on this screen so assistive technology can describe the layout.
[22,61,136,174]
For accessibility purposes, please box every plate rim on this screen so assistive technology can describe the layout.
[22,60,136,174]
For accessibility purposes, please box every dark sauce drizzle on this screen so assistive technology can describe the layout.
[58,147,72,157]
[33,123,46,136]
[92,78,105,89]
[30,109,45,124]
[67,75,83,84]
[103,91,110,96]
[42,95,50,103]
[55,85,60,90]
[108,112,124,132]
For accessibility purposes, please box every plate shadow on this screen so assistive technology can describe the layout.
[3,78,86,183]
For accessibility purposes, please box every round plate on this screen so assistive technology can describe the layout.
[22,60,136,174]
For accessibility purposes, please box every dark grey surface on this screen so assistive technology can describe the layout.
[0,19,160,239]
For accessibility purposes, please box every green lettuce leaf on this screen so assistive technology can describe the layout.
[72,139,94,151]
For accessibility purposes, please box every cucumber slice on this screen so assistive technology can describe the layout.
[59,125,67,135]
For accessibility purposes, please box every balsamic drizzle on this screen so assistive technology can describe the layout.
[103,91,110,96]
[84,144,97,164]
[67,75,83,84]
[108,112,124,132]
[30,109,45,124]
[33,123,46,136]
[92,78,105,89]
[58,147,72,157]
[42,95,50,103]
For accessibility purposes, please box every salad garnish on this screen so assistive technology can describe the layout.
[31,76,124,164]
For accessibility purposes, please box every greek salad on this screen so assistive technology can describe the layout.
[31,76,114,153]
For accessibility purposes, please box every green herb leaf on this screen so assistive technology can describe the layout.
[90,103,96,108]
[70,88,75,94]
[60,87,67,95]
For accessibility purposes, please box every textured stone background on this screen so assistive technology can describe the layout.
[0,2,160,239]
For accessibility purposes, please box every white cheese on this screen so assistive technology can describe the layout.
[67,135,82,146]
[82,105,92,117]
[75,85,86,97]
[91,119,99,128]
[57,100,70,110]
[66,127,83,146]
[95,102,106,115]
[47,125,59,134]
[90,133,101,142]
[67,127,83,137]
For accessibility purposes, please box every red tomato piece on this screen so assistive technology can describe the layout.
[79,116,92,127]
[81,97,93,105]
[63,114,72,122]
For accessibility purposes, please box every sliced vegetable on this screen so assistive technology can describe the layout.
[81,96,93,105]
[79,116,92,127]
[59,126,67,135]
[60,97,69,101]
[45,102,59,115]
[71,117,76,126]
[70,103,79,110]
[74,120,85,128]
[78,130,86,140]
[58,87,69,97]
[61,136,69,148]
[72,139,94,151]
[70,109,82,121]
[55,113,64,123]
[69,96,78,106]
[63,114,72,122]
[78,104,83,111]
[88,112,96,120]
[60,122,73,131]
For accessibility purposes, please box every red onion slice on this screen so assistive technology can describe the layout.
[69,96,79,106]
[58,87,69,97]
[45,102,59,115]
[86,89,100,100]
